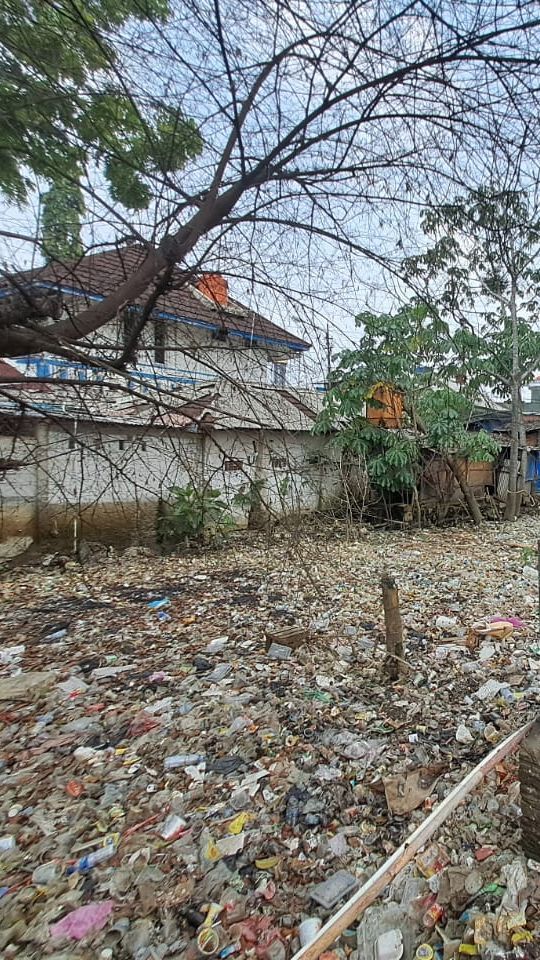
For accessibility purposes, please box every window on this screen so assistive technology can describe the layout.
[118,440,126,451]
[154,322,166,364]
[273,362,287,386]
[224,458,243,472]
[211,326,228,342]
[68,438,76,450]
[271,456,287,469]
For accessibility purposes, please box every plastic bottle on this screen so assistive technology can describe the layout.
[164,754,205,769]
[499,686,515,704]
[285,795,301,826]
[422,899,444,928]
[415,947,434,960]
[66,844,116,875]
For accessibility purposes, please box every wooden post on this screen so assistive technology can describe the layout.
[537,539,540,636]
[381,570,405,679]
[519,718,540,861]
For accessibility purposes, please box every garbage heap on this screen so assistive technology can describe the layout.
[0,519,540,958]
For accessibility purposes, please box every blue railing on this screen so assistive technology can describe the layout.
[12,356,326,393]
[16,356,217,390]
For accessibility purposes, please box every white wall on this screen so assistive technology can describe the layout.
[164,324,274,384]
[0,418,340,544]
[13,313,299,388]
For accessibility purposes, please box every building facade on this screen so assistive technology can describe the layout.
[0,248,337,552]
[2,245,311,391]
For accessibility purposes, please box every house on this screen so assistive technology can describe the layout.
[354,383,497,521]
[0,376,340,547]
[1,244,311,390]
[469,406,540,500]
[0,249,339,548]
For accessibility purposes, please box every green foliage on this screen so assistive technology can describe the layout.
[41,181,85,261]
[405,188,540,398]
[232,478,266,511]
[277,476,291,499]
[159,485,234,545]
[0,0,202,232]
[346,423,419,493]
[418,388,499,462]
[316,303,499,496]
[520,545,537,566]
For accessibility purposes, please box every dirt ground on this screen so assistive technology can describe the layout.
[1,517,540,958]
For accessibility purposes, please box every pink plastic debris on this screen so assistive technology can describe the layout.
[50,900,115,940]
[490,616,524,629]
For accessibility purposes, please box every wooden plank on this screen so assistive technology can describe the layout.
[292,722,532,960]
[519,718,540,860]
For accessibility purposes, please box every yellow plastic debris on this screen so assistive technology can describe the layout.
[255,856,280,870]
[202,837,221,862]
[228,813,254,835]
[512,929,533,945]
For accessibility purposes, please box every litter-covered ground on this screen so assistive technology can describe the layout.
[1,518,540,959]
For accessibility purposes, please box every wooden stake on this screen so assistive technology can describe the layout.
[381,570,405,679]
[537,539,540,635]
[519,717,540,861]
[292,722,532,960]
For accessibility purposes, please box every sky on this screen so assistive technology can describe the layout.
[3,0,540,392]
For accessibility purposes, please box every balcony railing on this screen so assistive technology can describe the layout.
[12,356,325,393]
[15,356,217,391]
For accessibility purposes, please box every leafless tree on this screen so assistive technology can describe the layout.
[2,0,540,362]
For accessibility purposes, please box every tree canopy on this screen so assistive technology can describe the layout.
[2,2,540,364]
[1,0,202,257]
[405,188,540,395]
[317,304,498,522]
[406,187,540,517]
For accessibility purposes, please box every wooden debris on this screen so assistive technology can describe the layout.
[292,722,532,960]
[264,626,309,651]
[519,717,540,861]
[381,570,405,679]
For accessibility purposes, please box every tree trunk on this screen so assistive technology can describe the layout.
[446,456,482,525]
[381,571,405,680]
[519,415,528,511]
[504,276,522,520]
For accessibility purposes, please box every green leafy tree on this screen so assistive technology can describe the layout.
[1,0,202,252]
[316,304,498,524]
[406,189,540,519]
[41,182,85,262]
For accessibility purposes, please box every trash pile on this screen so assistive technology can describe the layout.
[359,765,540,960]
[0,517,540,958]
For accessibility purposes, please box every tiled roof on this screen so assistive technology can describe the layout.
[0,359,52,392]
[0,379,325,432]
[160,381,326,432]
[6,245,310,351]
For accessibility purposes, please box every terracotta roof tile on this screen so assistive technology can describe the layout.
[7,245,310,351]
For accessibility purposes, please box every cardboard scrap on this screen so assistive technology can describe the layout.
[383,767,441,816]
[265,626,308,651]
[0,672,55,701]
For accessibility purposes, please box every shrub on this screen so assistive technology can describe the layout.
[159,485,234,545]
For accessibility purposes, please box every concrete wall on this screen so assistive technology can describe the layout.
[0,422,38,540]
[0,418,340,547]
